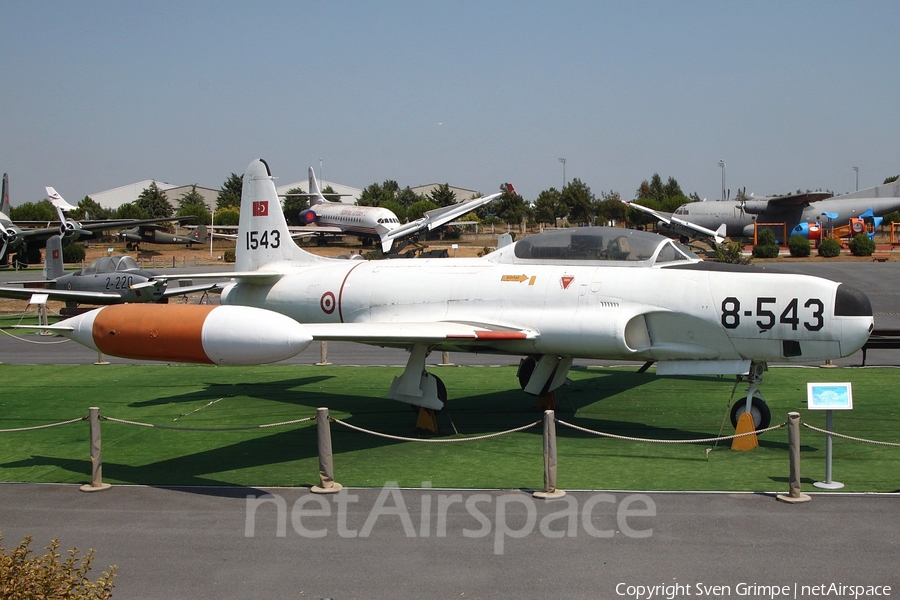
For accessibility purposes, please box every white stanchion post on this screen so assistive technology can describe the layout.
[534,410,565,499]
[311,407,342,494]
[80,407,111,492]
[777,412,810,503]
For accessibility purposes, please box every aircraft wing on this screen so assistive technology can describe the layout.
[622,200,726,244]
[762,191,833,207]
[0,285,123,303]
[302,321,538,351]
[159,282,222,298]
[379,190,504,252]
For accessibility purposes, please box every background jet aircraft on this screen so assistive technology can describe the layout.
[1,182,195,265]
[659,182,900,240]
[118,223,208,250]
[45,159,874,433]
[295,167,503,252]
[0,235,218,307]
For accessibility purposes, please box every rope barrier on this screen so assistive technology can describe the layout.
[555,418,786,444]
[100,415,315,432]
[0,416,87,433]
[802,423,900,447]
[330,416,541,443]
[0,327,71,343]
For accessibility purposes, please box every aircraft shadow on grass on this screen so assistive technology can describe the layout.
[1,369,805,488]
[128,375,337,408]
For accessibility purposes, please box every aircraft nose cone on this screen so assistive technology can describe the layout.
[835,284,873,317]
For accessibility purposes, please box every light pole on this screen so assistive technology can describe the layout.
[853,166,859,191]
[558,158,566,189]
[718,160,726,201]
[319,158,323,183]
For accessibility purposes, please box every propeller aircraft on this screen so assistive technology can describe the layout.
[41,159,874,431]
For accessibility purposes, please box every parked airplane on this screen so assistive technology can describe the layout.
[43,159,874,432]
[655,187,900,241]
[0,183,192,264]
[118,223,208,250]
[622,200,727,246]
[0,235,219,306]
[295,167,504,252]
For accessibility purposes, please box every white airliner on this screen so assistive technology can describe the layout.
[43,159,874,432]
[295,167,504,252]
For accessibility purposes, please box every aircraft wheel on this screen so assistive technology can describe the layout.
[730,396,771,430]
[517,356,554,396]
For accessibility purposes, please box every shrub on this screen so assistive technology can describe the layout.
[849,234,876,256]
[818,237,841,257]
[714,241,750,264]
[223,249,236,262]
[881,211,900,227]
[751,229,778,259]
[0,533,116,599]
[787,234,811,257]
[62,243,86,263]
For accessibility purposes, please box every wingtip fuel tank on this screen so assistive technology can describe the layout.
[57,304,313,365]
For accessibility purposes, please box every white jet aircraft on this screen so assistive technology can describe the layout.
[294,167,504,252]
[45,159,874,431]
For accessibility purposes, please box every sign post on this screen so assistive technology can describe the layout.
[807,382,852,490]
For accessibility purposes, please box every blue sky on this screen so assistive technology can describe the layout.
[2,1,898,206]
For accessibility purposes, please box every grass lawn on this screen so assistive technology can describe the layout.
[0,363,897,492]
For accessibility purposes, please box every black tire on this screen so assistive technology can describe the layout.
[730,396,771,430]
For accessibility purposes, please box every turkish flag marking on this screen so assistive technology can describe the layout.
[52,249,60,260]
[252,201,268,216]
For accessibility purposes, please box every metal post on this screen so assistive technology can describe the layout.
[534,410,565,499]
[311,407,342,494]
[777,412,810,503]
[80,407,111,492]
[438,351,453,366]
[814,409,844,489]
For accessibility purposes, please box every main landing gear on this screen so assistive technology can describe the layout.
[729,361,772,430]
[517,355,573,411]
[389,343,448,433]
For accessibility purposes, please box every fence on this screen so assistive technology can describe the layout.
[2,407,897,498]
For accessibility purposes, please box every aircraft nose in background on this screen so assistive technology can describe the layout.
[833,283,874,358]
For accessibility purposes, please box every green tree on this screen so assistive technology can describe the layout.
[380,199,407,222]
[849,234,875,256]
[136,182,173,218]
[407,199,439,221]
[560,178,595,224]
[358,181,397,207]
[532,188,564,225]
[9,199,55,221]
[114,202,149,220]
[214,207,240,226]
[595,190,625,224]
[429,183,457,208]
[282,187,309,226]
[396,187,425,209]
[491,187,531,224]
[216,173,243,210]
[176,185,211,224]
[884,175,899,184]
[74,196,111,221]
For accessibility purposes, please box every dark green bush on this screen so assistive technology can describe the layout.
[223,249,236,262]
[62,243,86,263]
[818,237,841,257]
[787,234,811,257]
[849,234,876,256]
[715,241,750,264]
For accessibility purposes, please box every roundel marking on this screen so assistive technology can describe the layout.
[320,291,336,315]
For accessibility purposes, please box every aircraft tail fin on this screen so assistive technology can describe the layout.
[193,224,209,242]
[43,235,65,280]
[236,159,325,272]
[46,187,79,212]
[308,166,328,205]
[1,173,9,215]
[714,223,727,245]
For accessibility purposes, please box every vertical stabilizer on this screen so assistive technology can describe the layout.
[308,166,327,205]
[236,159,323,272]
[43,235,65,280]
[1,173,9,215]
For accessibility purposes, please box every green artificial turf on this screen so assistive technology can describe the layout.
[0,364,897,492]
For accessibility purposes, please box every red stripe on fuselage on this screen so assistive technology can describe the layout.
[337,262,366,323]
[446,331,528,340]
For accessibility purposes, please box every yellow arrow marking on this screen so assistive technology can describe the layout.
[502,275,530,283]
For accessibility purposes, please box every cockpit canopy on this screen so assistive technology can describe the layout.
[488,227,700,266]
[79,255,141,275]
